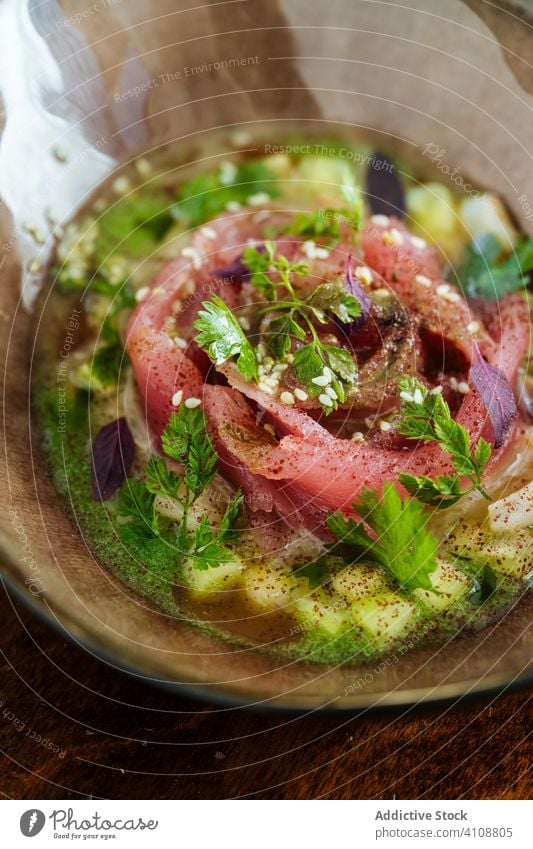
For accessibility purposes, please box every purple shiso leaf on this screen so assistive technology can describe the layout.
[91,417,135,501]
[344,254,372,330]
[213,244,266,283]
[365,150,406,218]
[470,343,517,449]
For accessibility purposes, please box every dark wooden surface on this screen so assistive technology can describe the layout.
[0,584,530,800]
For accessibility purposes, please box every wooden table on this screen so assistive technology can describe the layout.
[0,584,530,800]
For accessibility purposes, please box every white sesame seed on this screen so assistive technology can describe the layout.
[325,385,337,400]
[351,431,364,442]
[449,377,458,391]
[174,337,187,350]
[254,210,272,223]
[430,385,443,395]
[152,287,165,296]
[226,201,242,212]
[181,246,203,270]
[294,387,308,401]
[467,320,480,334]
[302,240,329,260]
[135,286,150,303]
[248,192,271,207]
[370,214,389,227]
[280,391,295,406]
[219,161,238,185]
[354,266,373,285]
[383,228,403,247]
[112,176,131,196]
[400,391,414,402]
[172,390,183,406]
[238,316,251,331]
[258,382,274,395]
[135,157,152,178]
[444,290,461,303]
[231,131,252,147]
[311,374,330,387]
[200,226,217,240]
[413,388,424,405]
[257,343,267,358]
[322,366,334,381]
[379,420,393,433]
[436,283,451,297]
[319,393,333,407]
[185,397,201,408]
[373,288,391,300]
[457,381,470,394]
[286,353,294,364]
[411,235,427,250]
[365,416,375,429]
[415,274,432,287]
[263,423,276,438]
[273,363,289,373]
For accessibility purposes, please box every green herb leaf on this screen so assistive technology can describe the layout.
[194,294,258,381]
[190,516,235,570]
[327,482,439,592]
[118,479,160,536]
[457,232,533,300]
[397,376,492,504]
[161,406,218,500]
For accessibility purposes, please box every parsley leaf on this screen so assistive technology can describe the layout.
[327,482,438,592]
[285,209,343,243]
[161,406,218,500]
[457,232,533,300]
[397,376,492,505]
[194,294,258,381]
[118,479,160,536]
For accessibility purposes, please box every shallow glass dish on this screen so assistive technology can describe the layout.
[0,0,531,710]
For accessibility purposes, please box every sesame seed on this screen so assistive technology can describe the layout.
[449,377,459,391]
[436,283,451,297]
[219,161,238,185]
[258,382,274,395]
[370,214,389,227]
[430,385,443,395]
[373,288,391,300]
[135,286,150,302]
[112,176,131,196]
[444,290,461,303]
[200,226,217,240]
[325,385,337,400]
[247,192,271,206]
[184,397,201,409]
[319,393,333,407]
[263,423,276,438]
[257,343,267,358]
[322,366,333,381]
[135,157,152,177]
[181,247,203,270]
[280,391,295,406]
[355,266,373,285]
[226,201,242,212]
[457,381,470,394]
[174,337,187,350]
[172,390,183,406]
[286,353,294,364]
[383,228,403,247]
[467,320,480,334]
[302,240,329,260]
[294,387,308,401]
[379,420,393,433]
[413,388,424,405]
[415,274,432,287]
[152,287,165,296]
[411,235,427,250]
[399,391,414,402]
[351,431,364,442]
[311,374,330,387]
[238,316,251,331]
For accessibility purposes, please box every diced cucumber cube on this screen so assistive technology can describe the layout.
[446,521,533,579]
[181,555,244,599]
[413,557,472,613]
[351,592,418,645]
[332,562,390,601]
[292,588,352,638]
[242,563,299,612]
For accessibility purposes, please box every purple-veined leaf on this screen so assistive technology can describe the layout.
[213,245,266,283]
[91,417,135,501]
[470,344,517,448]
[344,254,372,330]
[365,150,406,218]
